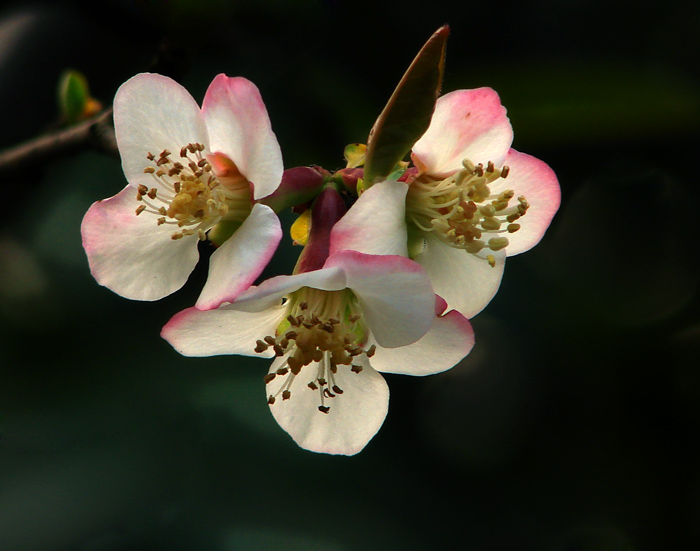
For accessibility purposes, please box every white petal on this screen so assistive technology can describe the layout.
[369,298,474,375]
[267,356,389,455]
[329,180,409,257]
[324,251,435,348]
[232,267,347,313]
[412,88,513,176]
[81,184,199,300]
[161,304,286,358]
[196,204,282,310]
[415,233,505,318]
[202,75,284,200]
[114,73,209,191]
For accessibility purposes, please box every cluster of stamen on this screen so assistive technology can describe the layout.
[255,289,374,414]
[134,143,249,240]
[406,158,529,267]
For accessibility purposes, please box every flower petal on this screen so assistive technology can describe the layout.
[412,88,513,176]
[114,73,209,191]
[202,75,284,200]
[369,296,474,375]
[415,234,505,318]
[232,267,347,313]
[161,304,286,358]
[324,251,435,348]
[81,184,199,300]
[494,149,561,256]
[267,355,389,455]
[196,204,282,310]
[329,180,409,257]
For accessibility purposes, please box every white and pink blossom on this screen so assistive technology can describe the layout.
[331,87,561,318]
[81,73,284,302]
[161,249,474,455]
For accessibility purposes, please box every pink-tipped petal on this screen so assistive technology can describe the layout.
[232,267,347,313]
[369,300,474,376]
[81,184,199,300]
[412,88,513,176]
[330,180,409,257]
[324,251,435,348]
[196,204,282,310]
[496,149,561,256]
[114,73,209,190]
[267,355,389,455]
[161,304,286,358]
[202,75,283,200]
[415,234,506,319]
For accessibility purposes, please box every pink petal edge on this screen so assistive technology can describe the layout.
[81,184,199,301]
[195,204,282,310]
[412,87,513,177]
[202,74,283,200]
[369,294,475,376]
[498,149,561,256]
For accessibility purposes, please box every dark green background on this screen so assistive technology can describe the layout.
[1,0,699,549]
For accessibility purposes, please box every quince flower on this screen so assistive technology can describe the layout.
[332,88,560,318]
[162,184,474,457]
[162,250,473,455]
[81,73,284,303]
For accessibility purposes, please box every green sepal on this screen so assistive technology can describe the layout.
[208,220,242,247]
[363,25,449,188]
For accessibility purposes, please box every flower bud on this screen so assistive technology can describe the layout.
[260,166,328,213]
[333,167,364,195]
[293,187,347,274]
[58,69,102,125]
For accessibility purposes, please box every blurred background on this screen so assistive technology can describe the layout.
[1,0,699,549]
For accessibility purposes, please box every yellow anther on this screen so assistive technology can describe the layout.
[488,237,509,251]
[481,217,501,231]
[405,156,529,266]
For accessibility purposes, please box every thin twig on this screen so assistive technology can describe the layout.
[0,108,118,179]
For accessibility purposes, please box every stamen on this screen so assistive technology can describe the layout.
[259,288,374,414]
[406,157,530,266]
[134,143,252,240]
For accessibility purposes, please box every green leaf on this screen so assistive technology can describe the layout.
[363,25,449,188]
[58,70,90,124]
